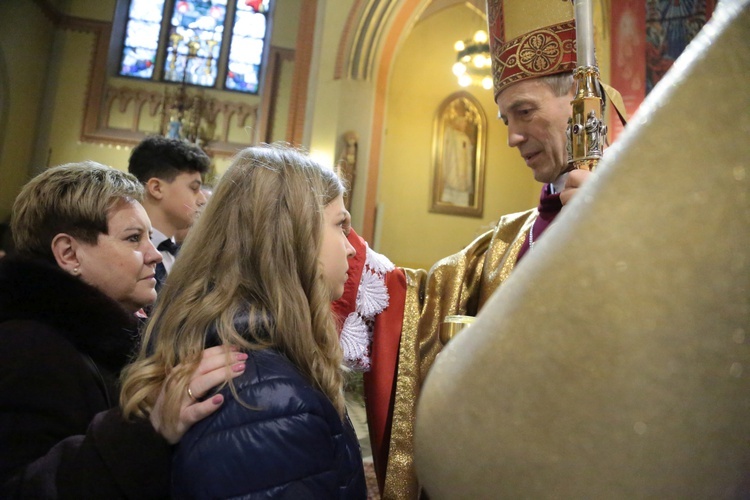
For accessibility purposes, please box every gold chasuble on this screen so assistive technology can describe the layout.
[415,0,750,496]
[381,0,578,494]
[383,209,536,498]
[332,0,585,497]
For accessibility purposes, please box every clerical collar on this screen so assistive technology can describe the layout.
[549,172,570,195]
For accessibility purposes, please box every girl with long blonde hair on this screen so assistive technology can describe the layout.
[120,144,365,498]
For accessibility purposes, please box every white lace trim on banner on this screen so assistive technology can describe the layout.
[340,243,395,371]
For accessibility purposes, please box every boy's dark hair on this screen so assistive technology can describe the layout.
[128,136,210,183]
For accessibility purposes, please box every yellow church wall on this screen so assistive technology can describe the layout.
[44,29,143,173]
[305,0,376,233]
[39,1,141,174]
[270,0,301,49]
[377,4,539,271]
[328,79,380,233]
[68,0,117,22]
[305,0,357,159]
[0,1,57,221]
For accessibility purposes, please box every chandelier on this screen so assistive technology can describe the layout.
[451,30,493,89]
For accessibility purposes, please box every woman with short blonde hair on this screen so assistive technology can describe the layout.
[0,161,245,498]
[12,161,144,261]
[121,144,366,498]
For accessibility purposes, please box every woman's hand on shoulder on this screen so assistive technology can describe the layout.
[150,346,248,444]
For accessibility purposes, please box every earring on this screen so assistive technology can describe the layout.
[72,267,80,275]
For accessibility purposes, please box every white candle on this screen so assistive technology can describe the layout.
[574,0,596,68]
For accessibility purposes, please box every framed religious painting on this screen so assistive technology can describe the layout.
[430,91,487,218]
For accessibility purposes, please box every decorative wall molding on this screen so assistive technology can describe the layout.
[336,0,402,81]
[96,84,259,156]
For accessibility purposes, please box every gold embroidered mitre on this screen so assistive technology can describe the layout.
[487,0,577,99]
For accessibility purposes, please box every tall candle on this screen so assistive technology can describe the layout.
[574,0,596,68]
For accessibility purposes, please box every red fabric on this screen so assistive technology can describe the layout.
[330,228,407,493]
[491,20,577,99]
[363,267,406,494]
[609,0,646,140]
[332,229,367,330]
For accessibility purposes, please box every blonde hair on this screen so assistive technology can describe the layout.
[120,144,347,425]
[11,161,143,262]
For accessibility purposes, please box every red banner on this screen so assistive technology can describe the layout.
[609,0,646,141]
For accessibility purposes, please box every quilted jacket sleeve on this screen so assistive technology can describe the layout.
[172,352,353,499]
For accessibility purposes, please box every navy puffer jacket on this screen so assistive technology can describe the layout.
[171,347,367,499]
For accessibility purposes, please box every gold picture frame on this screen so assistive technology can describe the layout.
[430,91,487,217]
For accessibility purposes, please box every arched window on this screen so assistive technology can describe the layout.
[118,0,271,94]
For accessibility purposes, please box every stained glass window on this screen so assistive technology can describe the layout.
[163,1,226,86]
[120,0,166,78]
[117,0,272,94]
[225,0,270,93]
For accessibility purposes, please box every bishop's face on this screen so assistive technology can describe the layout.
[497,78,574,184]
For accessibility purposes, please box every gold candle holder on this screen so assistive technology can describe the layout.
[440,315,476,345]
[168,32,184,80]
[204,39,218,76]
[187,37,201,58]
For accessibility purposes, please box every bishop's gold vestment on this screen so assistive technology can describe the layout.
[381,208,537,499]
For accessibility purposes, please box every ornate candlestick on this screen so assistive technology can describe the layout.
[566,0,607,172]
[168,32,183,81]
[204,39,219,84]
